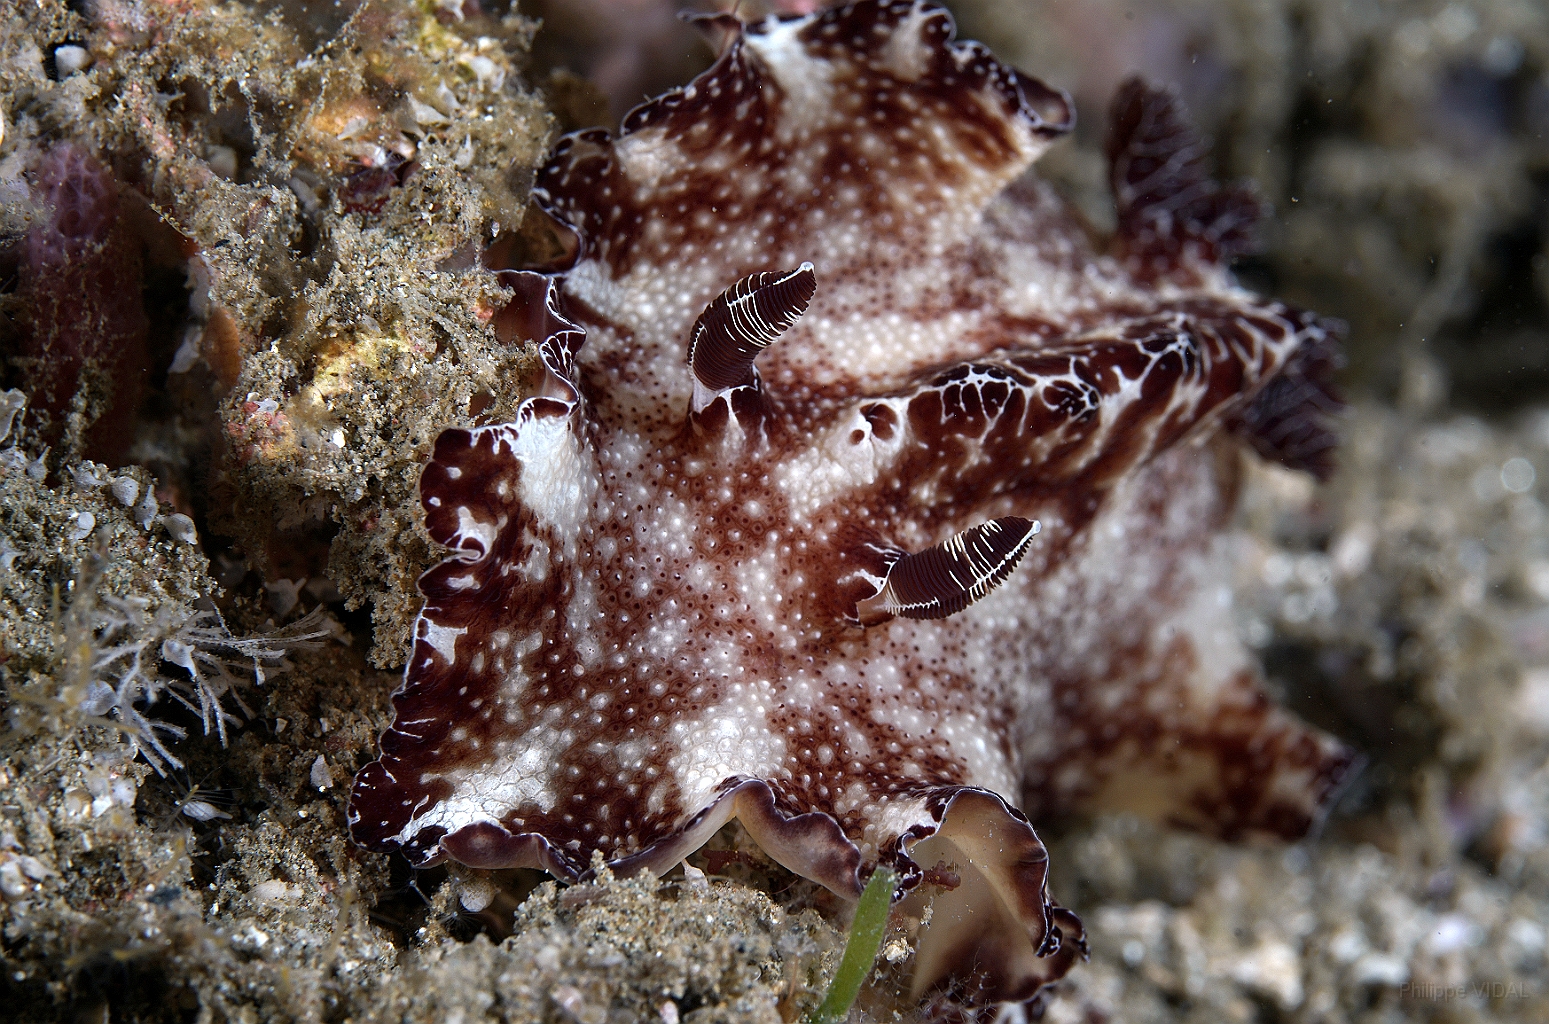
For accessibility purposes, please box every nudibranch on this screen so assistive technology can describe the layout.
[351,0,1354,1006]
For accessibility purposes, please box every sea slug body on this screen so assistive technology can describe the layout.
[351,0,1354,1007]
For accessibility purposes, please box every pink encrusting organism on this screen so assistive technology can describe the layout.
[19,142,149,463]
[352,1,1354,1010]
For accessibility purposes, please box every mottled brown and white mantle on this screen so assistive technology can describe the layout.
[351,0,1354,1007]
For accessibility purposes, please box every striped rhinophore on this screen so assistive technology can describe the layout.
[865,517,1041,622]
[689,262,817,410]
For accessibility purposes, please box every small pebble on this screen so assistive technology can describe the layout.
[288,175,323,215]
[16,855,52,882]
[457,877,495,913]
[454,135,475,169]
[67,510,95,542]
[457,52,503,90]
[310,754,334,791]
[407,96,449,126]
[70,463,105,489]
[680,862,709,891]
[53,44,91,77]
[110,476,140,506]
[165,512,197,544]
[134,487,158,529]
[550,986,588,1022]
[251,880,292,904]
[335,115,370,140]
[0,860,28,898]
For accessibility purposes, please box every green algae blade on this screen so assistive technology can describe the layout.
[810,866,896,1024]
